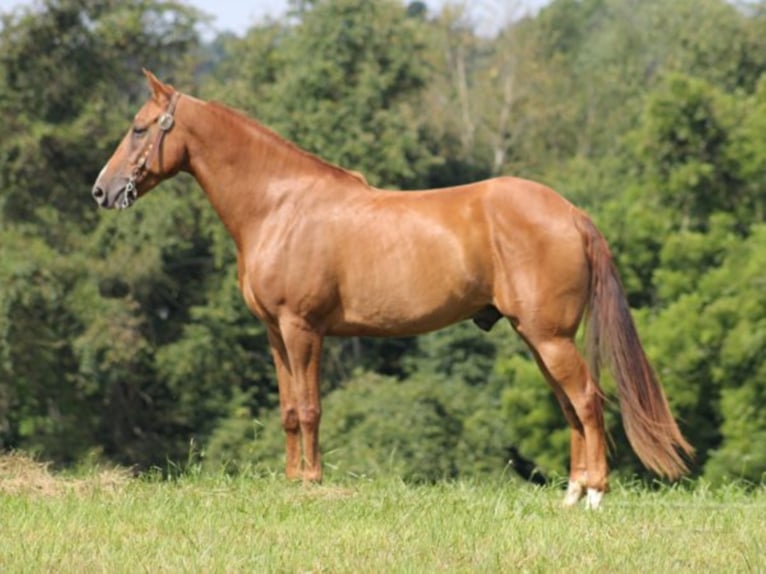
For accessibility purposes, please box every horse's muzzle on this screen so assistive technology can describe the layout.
[92,184,108,207]
[91,180,136,210]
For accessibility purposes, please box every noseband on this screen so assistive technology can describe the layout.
[121,92,180,209]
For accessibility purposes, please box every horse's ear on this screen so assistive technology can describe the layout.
[142,68,174,101]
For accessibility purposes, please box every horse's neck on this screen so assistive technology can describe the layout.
[179,97,361,244]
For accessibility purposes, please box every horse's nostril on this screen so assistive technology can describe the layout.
[92,186,105,203]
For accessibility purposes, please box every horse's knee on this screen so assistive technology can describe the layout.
[281,407,300,433]
[298,405,321,430]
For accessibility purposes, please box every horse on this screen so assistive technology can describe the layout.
[92,70,692,508]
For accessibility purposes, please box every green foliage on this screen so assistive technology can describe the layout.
[2,0,766,486]
[0,0,243,467]
[496,355,569,475]
[643,224,766,482]
[636,74,742,229]
[0,0,202,234]
[407,322,498,387]
[209,372,461,481]
[212,0,438,189]
[319,373,462,482]
[0,229,84,458]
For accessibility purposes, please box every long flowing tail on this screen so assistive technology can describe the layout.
[577,214,693,479]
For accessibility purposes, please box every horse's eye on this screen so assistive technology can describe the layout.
[132,125,148,136]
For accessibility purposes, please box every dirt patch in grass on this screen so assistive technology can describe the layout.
[0,451,131,497]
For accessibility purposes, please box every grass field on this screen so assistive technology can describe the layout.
[0,454,763,573]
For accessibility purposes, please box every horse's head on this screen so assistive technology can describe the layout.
[92,70,186,209]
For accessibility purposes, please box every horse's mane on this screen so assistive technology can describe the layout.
[206,100,369,187]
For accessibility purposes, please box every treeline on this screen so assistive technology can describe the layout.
[1,0,765,484]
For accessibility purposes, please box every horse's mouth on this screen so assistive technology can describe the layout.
[113,185,137,210]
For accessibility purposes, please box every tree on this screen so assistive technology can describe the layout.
[636,74,740,231]
[0,0,203,237]
[0,0,225,465]
[644,224,766,482]
[3,0,766,484]
[0,231,84,459]
[213,0,438,189]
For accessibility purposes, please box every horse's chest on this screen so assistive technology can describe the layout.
[238,255,337,324]
[236,256,282,322]
[238,274,271,322]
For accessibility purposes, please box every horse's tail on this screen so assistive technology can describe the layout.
[577,213,693,479]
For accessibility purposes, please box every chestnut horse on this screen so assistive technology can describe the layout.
[92,71,692,508]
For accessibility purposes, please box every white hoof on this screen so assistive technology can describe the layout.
[585,488,604,510]
[562,480,585,507]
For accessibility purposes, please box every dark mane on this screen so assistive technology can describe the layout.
[207,101,369,186]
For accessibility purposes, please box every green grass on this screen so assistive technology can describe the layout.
[0,455,764,573]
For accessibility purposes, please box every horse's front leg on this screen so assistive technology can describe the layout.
[268,331,302,480]
[277,316,324,483]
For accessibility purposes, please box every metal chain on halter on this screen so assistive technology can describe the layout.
[121,92,180,209]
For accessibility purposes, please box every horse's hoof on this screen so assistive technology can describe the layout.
[562,480,585,507]
[585,488,604,510]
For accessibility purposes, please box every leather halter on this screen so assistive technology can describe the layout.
[120,92,180,209]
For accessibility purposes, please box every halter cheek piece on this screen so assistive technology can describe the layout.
[121,92,180,209]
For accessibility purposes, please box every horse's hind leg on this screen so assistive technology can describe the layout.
[545,383,588,506]
[530,336,607,508]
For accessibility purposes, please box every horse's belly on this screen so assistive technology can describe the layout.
[328,307,481,337]
[328,270,489,337]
